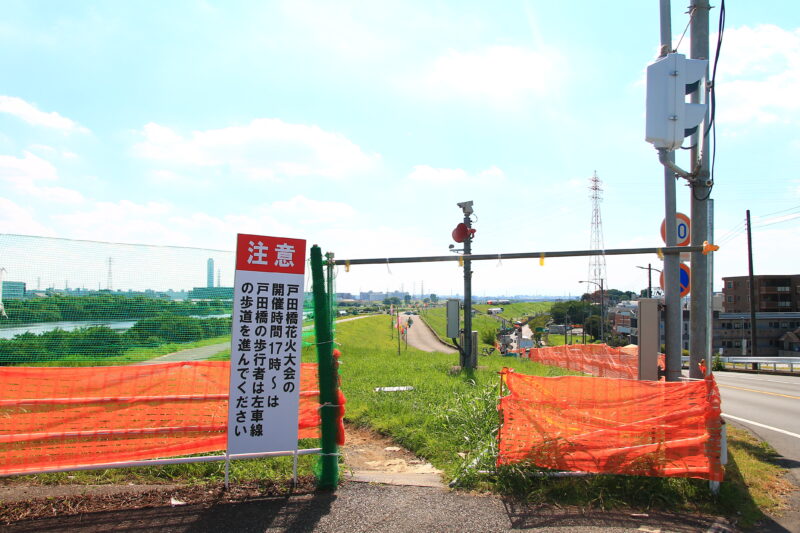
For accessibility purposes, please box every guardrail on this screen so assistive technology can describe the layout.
[681,356,800,373]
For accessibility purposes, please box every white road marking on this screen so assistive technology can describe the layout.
[723,414,800,440]
[717,374,800,386]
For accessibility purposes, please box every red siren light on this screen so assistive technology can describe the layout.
[452,223,476,243]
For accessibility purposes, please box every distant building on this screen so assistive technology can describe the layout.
[359,291,386,302]
[207,258,215,288]
[713,311,800,357]
[722,275,800,313]
[778,328,800,356]
[608,300,638,336]
[188,287,234,300]
[1,281,25,300]
[336,292,355,300]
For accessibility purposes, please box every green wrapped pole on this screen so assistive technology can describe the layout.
[310,245,339,488]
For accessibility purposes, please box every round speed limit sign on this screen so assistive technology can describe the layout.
[661,213,691,247]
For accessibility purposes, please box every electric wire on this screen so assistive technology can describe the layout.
[674,6,697,52]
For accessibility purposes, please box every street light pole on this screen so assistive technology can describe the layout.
[636,264,662,299]
[579,280,604,343]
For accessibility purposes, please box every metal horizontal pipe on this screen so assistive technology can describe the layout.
[332,245,704,266]
[0,448,323,478]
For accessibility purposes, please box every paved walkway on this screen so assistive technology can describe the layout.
[399,314,457,354]
[138,342,229,365]
[3,482,732,532]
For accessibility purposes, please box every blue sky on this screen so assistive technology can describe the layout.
[1,1,798,297]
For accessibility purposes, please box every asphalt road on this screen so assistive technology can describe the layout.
[715,372,800,484]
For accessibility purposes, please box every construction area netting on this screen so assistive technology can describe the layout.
[515,343,665,379]
[0,362,346,476]
[0,234,342,476]
[497,360,724,481]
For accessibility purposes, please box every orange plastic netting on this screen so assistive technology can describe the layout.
[497,368,723,481]
[519,344,665,380]
[0,361,343,476]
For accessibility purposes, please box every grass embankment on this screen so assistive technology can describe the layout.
[333,316,790,528]
[7,314,791,528]
[472,301,552,321]
[421,301,553,351]
[42,336,232,367]
[333,315,574,476]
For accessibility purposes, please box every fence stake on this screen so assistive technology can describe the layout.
[224,454,230,489]
[311,245,339,489]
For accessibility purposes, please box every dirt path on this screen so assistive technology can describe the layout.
[399,314,457,354]
[341,425,444,488]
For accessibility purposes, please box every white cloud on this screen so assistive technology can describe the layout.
[407,165,506,185]
[0,151,59,181]
[416,46,563,102]
[50,200,180,244]
[0,96,88,133]
[0,197,55,236]
[133,119,380,181]
[270,195,356,225]
[0,151,84,204]
[716,25,800,125]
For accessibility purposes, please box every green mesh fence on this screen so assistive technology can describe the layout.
[0,234,244,366]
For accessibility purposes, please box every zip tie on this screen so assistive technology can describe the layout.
[345,260,350,272]
[496,254,503,267]
[539,253,545,266]
[656,248,664,260]
[459,255,464,267]
[386,258,392,275]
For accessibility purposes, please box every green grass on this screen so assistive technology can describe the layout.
[473,301,552,322]
[420,307,509,351]
[29,335,232,367]
[545,333,596,346]
[7,442,320,486]
[333,315,574,477]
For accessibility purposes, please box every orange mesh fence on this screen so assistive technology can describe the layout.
[0,361,341,476]
[497,369,724,481]
[523,344,665,379]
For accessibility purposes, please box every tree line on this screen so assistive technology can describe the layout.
[0,314,231,365]
[0,294,230,325]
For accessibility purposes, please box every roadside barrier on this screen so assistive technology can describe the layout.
[0,361,343,476]
[523,344,665,379]
[497,368,724,481]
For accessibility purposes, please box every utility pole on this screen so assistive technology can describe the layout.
[746,210,758,363]
[462,204,475,369]
[659,0,682,381]
[600,278,605,343]
[689,0,712,379]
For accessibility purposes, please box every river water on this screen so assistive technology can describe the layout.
[0,314,231,340]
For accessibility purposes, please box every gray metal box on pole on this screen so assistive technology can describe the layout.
[446,299,460,338]
[637,299,660,381]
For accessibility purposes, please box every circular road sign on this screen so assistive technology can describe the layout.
[661,213,691,246]
[660,263,691,297]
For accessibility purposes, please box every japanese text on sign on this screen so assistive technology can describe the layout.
[228,234,306,454]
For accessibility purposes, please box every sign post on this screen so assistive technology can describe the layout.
[661,213,691,261]
[660,262,691,297]
[227,234,306,456]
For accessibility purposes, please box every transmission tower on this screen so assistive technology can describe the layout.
[588,171,607,296]
[107,257,113,291]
